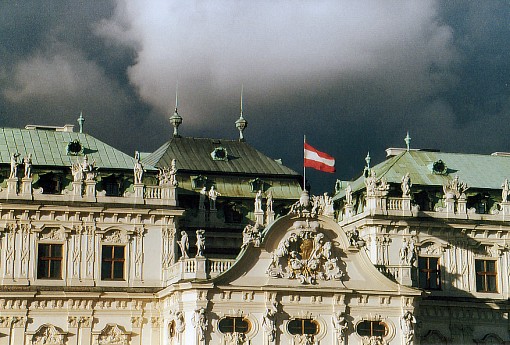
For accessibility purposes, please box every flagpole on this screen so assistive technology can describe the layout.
[303,134,306,191]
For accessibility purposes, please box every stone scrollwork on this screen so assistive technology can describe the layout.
[32,324,65,345]
[102,230,126,244]
[266,221,345,284]
[98,324,128,345]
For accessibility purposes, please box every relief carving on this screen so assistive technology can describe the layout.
[98,324,128,345]
[31,324,65,345]
[267,222,345,284]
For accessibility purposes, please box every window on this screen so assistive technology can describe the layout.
[287,319,318,335]
[37,244,63,279]
[37,173,62,194]
[218,317,250,334]
[356,320,387,337]
[476,259,497,292]
[101,245,125,280]
[418,256,441,290]
[102,175,121,196]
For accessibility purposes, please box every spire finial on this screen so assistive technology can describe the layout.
[169,82,182,138]
[235,84,248,141]
[77,112,84,133]
[365,151,371,169]
[404,131,411,151]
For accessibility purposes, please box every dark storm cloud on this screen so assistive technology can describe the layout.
[1,1,510,192]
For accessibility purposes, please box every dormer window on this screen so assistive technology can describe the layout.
[66,140,83,155]
[431,160,447,175]
[211,147,228,161]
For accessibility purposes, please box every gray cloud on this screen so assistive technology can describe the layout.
[0,1,509,193]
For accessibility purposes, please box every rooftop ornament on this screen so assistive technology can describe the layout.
[404,131,411,151]
[77,112,84,133]
[235,85,248,141]
[169,83,183,137]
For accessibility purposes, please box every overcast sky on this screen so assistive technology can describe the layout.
[1,1,509,193]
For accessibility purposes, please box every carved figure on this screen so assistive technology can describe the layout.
[208,186,220,210]
[192,308,206,341]
[199,187,207,210]
[225,332,246,345]
[266,191,273,213]
[242,223,261,248]
[401,173,412,197]
[255,190,263,212]
[134,151,144,184]
[98,324,125,345]
[335,179,342,193]
[347,228,364,248]
[332,312,348,344]
[9,152,20,179]
[294,334,314,345]
[345,184,352,205]
[32,324,63,345]
[399,238,416,265]
[400,311,415,345]
[503,179,510,203]
[175,311,186,333]
[196,229,205,257]
[81,155,97,181]
[169,159,178,186]
[71,162,83,182]
[177,231,189,259]
[23,153,32,178]
[262,301,278,342]
[443,175,468,199]
[365,170,377,196]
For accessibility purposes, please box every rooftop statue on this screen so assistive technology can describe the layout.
[133,151,144,184]
[443,175,468,199]
[177,231,189,259]
[9,152,20,179]
[502,178,509,203]
[23,153,32,179]
[401,173,412,197]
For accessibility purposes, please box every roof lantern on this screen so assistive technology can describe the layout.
[235,85,248,141]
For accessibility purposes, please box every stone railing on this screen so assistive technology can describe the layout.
[167,258,236,283]
[2,178,177,207]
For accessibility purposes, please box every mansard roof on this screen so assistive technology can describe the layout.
[142,136,299,176]
[0,126,145,170]
[335,149,510,199]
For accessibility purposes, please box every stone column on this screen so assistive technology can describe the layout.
[67,316,79,345]
[79,316,93,345]
[254,210,264,225]
[131,316,144,345]
[11,316,27,345]
[151,317,162,345]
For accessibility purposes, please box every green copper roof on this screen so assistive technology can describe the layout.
[335,149,510,199]
[0,127,144,170]
[143,137,299,176]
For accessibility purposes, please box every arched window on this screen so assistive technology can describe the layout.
[287,319,319,335]
[356,320,387,337]
[218,317,250,334]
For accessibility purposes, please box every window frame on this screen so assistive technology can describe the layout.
[356,320,388,338]
[101,245,126,281]
[418,256,441,290]
[218,317,251,334]
[37,243,63,280]
[287,318,319,336]
[475,259,498,293]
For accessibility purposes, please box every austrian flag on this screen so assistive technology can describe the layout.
[304,142,335,173]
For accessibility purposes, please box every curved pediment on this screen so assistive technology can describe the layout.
[215,214,418,294]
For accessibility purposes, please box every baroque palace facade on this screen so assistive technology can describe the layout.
[0,111,509,345]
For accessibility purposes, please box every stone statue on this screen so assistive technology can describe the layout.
[400,311,415,345]
[443,175,468,199]
[208,186,220,210]
[399,238,416,265]
[255,190,263,212]
[199,187,207,210]
[266,191,273,213]
[175,311,185,334]
[196,229,205,257]
[401,173,412,197]
[192,308,207,341]
[365,170,377,196]
[169,159,178,186]
[177,231,189,259]
[71,162,83,182]
[9,152,20,179]
[242,224,261,248]
[345,184,352,205]
[332,311,348,344]
[502,179,509,203]
[23,153,32,178]
[335,179,342,193]
[134,151,144,184]
[81,155,97,181]
[262,301,278,342]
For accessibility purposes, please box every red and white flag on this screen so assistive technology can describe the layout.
[304,142,335,173]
